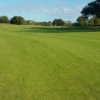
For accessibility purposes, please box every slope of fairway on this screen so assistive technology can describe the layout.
[0,24,100,100]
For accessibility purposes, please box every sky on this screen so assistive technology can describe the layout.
[0,0,93,22]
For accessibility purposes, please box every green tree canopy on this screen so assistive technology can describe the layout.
[77,16,88,26]
[53,19,65,26]
[89,16,100,25]
[65,20,72,26]
[81,0,100,17]
[10,16,25,25]
[0,16,9,23]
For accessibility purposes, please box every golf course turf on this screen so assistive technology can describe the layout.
[0,24,100,100]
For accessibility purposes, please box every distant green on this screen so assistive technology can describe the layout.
[0,24,100,100]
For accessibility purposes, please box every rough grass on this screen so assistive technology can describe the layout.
[0,24,100,100]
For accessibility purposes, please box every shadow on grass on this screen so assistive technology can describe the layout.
[18,26,100,33]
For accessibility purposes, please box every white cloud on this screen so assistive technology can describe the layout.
[0,2,84,21]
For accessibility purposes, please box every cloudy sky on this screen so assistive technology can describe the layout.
[0,0,92,22]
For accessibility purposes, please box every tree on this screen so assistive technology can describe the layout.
[48,21,53,26]
[81,0,100,18]
[25,20,36,25]
[77,16,88,26]
[53,19,65,26]
[0,16,9,23]
[10,16,25,25]
[93,16,100,25]
[40,21,53,26]
[65,20,72,26]
[89,16,100,25]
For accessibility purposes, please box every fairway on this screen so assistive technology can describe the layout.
[0,25,100,100]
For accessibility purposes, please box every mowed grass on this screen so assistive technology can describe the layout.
[0,24,100,100]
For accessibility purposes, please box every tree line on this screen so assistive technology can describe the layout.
[0,15,72,26]
[0,0,100,26]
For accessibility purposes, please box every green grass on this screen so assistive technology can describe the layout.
[0,24,100,100]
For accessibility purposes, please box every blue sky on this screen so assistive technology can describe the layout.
[0,0,93,22]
